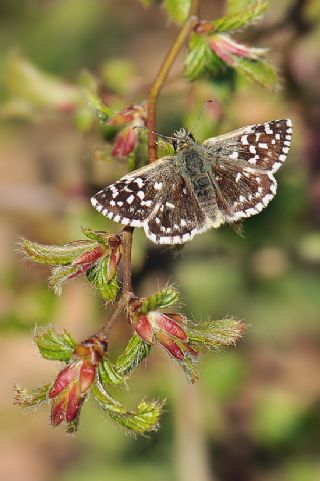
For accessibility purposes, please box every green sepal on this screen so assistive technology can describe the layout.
[34,327,76,361]
[19,237,96,265]
[185,34,224,81]
[97,357,125,387]
[163,0,191,24]
[235,57,279,91]
[86,257,119,302]
[14,383,50,407]
[92,383,164,435]
[212,1,268,32]
[226,0,266,16]
[179,355,199,384]
[116,335,151,376]
[140,287,179,314]
[188,318,246,350]
[89,92,113,123]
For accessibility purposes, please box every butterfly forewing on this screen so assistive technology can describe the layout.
[203,119,292,173]
[91,157,174,227]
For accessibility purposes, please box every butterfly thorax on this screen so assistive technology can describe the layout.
[172,128,209,177]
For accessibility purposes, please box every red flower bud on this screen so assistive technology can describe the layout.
[135,315,154,344]
[112,127,137,158]
[49,336,107,427]
[156,330,185,360]
[73,245,105,266]
[208,34,267,66]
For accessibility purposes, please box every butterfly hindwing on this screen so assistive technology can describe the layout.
[145,175,208,244]
[211,163,277,222]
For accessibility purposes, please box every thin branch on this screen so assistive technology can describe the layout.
[147,0,200,163]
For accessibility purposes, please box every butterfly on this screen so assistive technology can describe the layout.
[91,119,292,244]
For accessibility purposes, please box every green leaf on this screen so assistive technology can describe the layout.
[235,57,279,90]
[116,335,151,376]
[188,318,245,350]
[34,328,76,361]
[19,237,96,265]
[14,383,50,407]
[86,257,119,302]
[213,1,268,32]
[48,265,82,294]
[92,383,164,434]
[89,92,113,122]
[163,0,191,24]
[97,357,125,387]
[179,355,199,383]
[226,0,265,16]
[140,287,180,314]
[185,34,223,81]
[108,399,164,434]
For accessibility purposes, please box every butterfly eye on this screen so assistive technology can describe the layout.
[187,133,195,142]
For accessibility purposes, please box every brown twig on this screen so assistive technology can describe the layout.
[147,0,200,163]
[97,1,201,337]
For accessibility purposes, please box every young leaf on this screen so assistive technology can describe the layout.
[89,93,113,123]
[92,383,164,434]
[19,237,95,265]
[116,335,151,376]
[163,0,191,24]
[212,1,268,32]
[49,265,85,295]
[14,384,51,407]
[140,287,180,314]
[188,318,246,350]
[97,357,125,387]
[226,0,265,16]
[34,328,76,361]
[86,257,119,302]
[185,34,224,81]
[235,57,279,91]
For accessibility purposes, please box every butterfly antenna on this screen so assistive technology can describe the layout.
[133,125,174,142]
[188,99,214,135]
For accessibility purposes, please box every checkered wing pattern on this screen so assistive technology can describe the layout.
[91,157,207,244]
[203,119,292,173]
[91,158,174,227]
[204,119,292,223]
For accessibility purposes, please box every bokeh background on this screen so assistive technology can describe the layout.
[1,1,320,480]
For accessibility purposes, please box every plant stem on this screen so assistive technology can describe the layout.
[96,227,134,338]
[147,0,200,163]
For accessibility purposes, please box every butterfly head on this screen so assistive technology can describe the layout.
[172,128,195,152]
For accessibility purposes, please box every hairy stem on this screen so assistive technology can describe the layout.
[147,0,200,163]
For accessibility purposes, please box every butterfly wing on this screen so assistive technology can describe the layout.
[144,174,208,244]
[203,119,292,173]
[91,157,175,227]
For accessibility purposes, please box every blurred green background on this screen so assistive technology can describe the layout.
[1,1,320,481]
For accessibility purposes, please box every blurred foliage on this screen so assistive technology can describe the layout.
[1,0,320,480]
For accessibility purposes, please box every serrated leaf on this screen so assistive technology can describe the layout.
[14,383,50,407]
[213,1,268,32]
[185,34,215,81]
[163,0,191,24]
[188,318,246,350]
[235,57,279,90]
[86,257,119,302]
[34,328,76,361]
[140,287,179,314]
[97,357,125,387]
[92,383,163,434]
[116,335,151,376]
[19,237,95,265]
